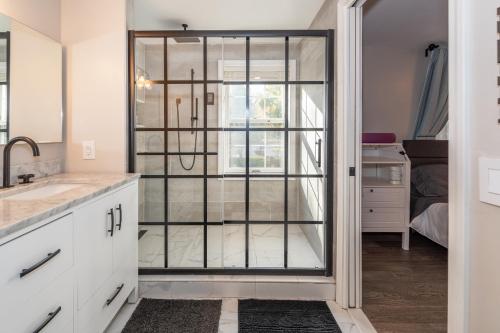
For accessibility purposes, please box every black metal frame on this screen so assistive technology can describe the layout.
[128,30,335,276]
[0,32,10,142]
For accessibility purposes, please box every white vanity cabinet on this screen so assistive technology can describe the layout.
[0,178,138,333]
[76,183,138,333]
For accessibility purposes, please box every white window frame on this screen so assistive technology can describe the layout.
[218,59,296,175]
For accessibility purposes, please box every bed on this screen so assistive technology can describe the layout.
[403,140,449,248]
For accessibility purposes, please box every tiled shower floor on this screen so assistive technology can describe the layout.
[139,224,323,269]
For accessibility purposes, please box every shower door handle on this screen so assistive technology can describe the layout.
[316,139,322,168]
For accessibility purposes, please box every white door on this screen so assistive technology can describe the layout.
[75,193,115,308]
[112,184,139,278]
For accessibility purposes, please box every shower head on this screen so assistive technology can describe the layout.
[173,36,201,44]
[176,97,182,105]
[174,23,200,44]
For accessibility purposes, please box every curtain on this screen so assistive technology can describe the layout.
[412,44,448,139]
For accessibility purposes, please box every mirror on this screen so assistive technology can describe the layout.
[0,13,62,144]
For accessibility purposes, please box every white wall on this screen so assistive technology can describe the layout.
[362,0,448,141]
[463,0,500,331]
[0,0,64,184]
[61,0,128,173]
[0,0,60,41]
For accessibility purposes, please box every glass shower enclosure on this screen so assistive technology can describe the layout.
[128,30,334,276]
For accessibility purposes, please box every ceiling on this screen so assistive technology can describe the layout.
[363,0,448,49]
[130,0,325,31]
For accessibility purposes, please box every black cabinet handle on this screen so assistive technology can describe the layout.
[116,204,123,231]
[32,306,61,333]
[20,249,61,278]
[108,208,115,237]
[316,138,322,168]
[369,209,374,213]
[106,283,124,306]
[370,189,374,193]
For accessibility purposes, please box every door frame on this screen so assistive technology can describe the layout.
[335,1,470,333]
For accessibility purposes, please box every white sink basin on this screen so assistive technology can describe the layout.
[5,183,84,200]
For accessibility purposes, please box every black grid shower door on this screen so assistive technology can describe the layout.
[128,30,334,276]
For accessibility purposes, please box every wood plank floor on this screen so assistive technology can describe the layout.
[362,232,448,333]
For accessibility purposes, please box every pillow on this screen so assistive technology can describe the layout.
[411,164,448,197]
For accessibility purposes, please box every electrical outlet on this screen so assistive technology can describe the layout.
[82,140,95,160]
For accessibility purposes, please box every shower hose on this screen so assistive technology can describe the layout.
[176,101,198,171]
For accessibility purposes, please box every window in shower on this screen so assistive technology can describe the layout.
[129,31,334,276]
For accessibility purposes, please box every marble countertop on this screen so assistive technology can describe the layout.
[0,173,140,239]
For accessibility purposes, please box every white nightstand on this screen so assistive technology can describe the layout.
[362,143,411,250]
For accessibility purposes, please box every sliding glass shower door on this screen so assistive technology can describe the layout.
[130,30,334,275]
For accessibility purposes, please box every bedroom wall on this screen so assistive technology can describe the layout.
[462,0,500,331]
[362,0,448,142]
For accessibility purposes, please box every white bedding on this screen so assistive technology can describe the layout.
[410,203,448,248]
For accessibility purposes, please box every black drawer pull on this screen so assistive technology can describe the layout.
[108,208,115,237]
[106,283,124,306]
[20,249,61,278]
[32,306,61,333]
[116,204,123,231]
[369,209,374,213]
[370,189,374,193]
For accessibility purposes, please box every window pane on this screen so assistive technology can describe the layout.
[227,132,246,170]
[249,131,284,172]
[289,84,325,128]
[289,37,326,82]
[249,179,284,221]
[168,178,203,222]
[139,179,164,222]
[228,85,246,122]
[288,224,324,268]
[136,132,164,153]
[250,85,285,128]
[250,38,285,82]
[139,226,164,268]
[136,155,163,175]
[136,84,163,128]
[222,38,246,82]
[288,177,324,221]
[136,38,164,80]
[223,178,245,220]
[249,225,284,268]
[168,226,203,267]
[167,38,203,81]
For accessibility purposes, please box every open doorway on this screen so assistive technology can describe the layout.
[360,0,449,331]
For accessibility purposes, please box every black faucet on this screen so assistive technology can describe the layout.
[2,136,40,188]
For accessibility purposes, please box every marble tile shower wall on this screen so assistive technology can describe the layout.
[135,39,322,226]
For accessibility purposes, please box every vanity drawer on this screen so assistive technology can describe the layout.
[0,214,74,307]
[362,187,405,207]
[362,207,406,229]
[78,272,133,333]
[2,270,74,333]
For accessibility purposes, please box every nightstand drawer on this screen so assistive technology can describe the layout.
[363,187,405,206]
[362,207,406,228]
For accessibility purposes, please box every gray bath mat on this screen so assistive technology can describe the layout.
[239,299,342,333]
[122,299,222,333]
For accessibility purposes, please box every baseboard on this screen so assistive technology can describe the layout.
[139,275,336,300]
